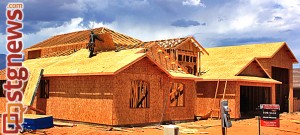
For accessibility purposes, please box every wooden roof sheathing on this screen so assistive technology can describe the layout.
[22,48,200,79]
[200,42,295,83]
[24,49,145,76]
[200,76,281,84]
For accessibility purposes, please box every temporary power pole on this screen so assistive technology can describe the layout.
[220,99,232,135]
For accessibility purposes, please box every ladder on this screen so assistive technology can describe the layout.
[211,79,228,119]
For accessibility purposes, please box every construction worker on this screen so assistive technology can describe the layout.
[87,30,103,58]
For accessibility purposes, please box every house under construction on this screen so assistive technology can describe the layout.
[0,27,298,125]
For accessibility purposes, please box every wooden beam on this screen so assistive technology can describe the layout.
[29,106,46,114]
[222,80,228,99]
[197,52,201,76]
[136,90,148,108]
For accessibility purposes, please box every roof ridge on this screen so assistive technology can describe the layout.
[25,27,143,50]
[206,42,285,49]
[53,27,104,37]
[144,36,190,43]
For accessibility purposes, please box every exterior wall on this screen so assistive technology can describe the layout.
[258,46,294,112]
[30,75,114,125]
[195,81,275,119]
[239,61,268,78]
[12,57,196,126]
[112,58,196,125]
[195,81,238,118]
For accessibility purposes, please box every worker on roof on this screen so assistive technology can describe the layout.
[87,30,103,58]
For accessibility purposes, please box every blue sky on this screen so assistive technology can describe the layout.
[0,0,299,68]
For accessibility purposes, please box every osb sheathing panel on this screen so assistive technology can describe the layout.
[24,48,145,75]
[94,33,116,52]
[238,61,268,78]
[22,69,43,106]
[28,57,196,125]
[112,58,196,125]
[257,46,294,112]
[200,42,290,79]
[195,81,237,118]
[30,75,114,125]
[0,98,7,113]
[195,81,276,119]
[257,46,293,76]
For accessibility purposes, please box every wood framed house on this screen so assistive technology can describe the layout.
[0,27,298,125]
[196,42,298,118]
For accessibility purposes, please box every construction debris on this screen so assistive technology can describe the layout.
[108,127,134,132]
[54,122,77,127]
[290,120,300,124]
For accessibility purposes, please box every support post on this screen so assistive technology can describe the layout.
[271,84,276,104]
[289,68,293,112]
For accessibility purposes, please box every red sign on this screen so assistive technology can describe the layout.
[260,104,280,127]
[260,119,280,127]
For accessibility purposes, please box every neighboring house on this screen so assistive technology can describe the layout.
[294,68,300,112]
[294,68,300,98]
[0,27,298,125]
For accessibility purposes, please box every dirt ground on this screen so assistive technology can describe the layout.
[0,112,299,135]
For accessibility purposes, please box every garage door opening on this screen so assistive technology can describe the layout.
[240,86,271,118]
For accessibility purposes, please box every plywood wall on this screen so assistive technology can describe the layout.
[25,57,197,126]
[112,57,196,125]
[195,81,237,118]
[238,61,268,78]
[257,46,294,112]
[195,81,275,119]
[30,75,114,125]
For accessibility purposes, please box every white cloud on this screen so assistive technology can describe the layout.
[230,14,257,31]
[182,0,205,7]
